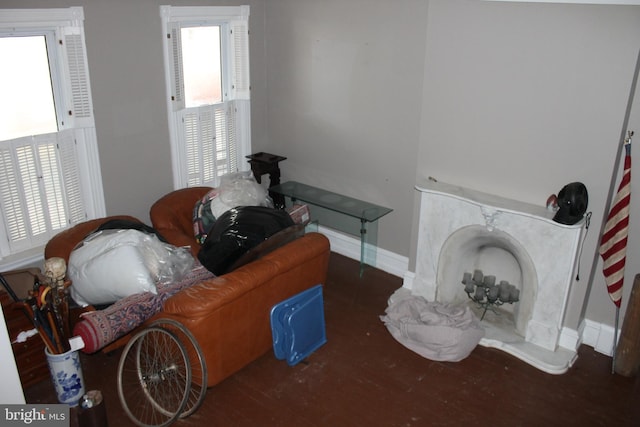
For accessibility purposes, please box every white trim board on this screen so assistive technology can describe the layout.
[580,318,618,356]
[316,225,409,279]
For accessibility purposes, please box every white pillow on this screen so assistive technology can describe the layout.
[68,229,168,307]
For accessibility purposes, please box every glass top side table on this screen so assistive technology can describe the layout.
[270,181,393,277]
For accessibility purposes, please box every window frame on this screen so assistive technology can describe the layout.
[160,5,251,189]
[0,7,105,268]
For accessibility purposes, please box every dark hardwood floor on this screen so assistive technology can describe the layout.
[25,253,640,426]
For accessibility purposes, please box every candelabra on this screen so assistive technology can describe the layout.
[462,270,519,320]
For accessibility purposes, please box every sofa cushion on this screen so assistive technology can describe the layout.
[150,187,211,257]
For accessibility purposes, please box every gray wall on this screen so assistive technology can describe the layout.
[262,0,427,259]
[1,0,639,334]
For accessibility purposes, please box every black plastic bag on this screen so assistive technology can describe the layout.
[197,206,294,275]
[95,218,168,243]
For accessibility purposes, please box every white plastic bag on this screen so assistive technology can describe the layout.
[218,171,273,209]
[68,229,194,307]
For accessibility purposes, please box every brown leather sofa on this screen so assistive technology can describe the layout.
[149,187,330,387]
[45,187,331,388]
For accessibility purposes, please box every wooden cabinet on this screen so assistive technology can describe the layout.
[1,272,49,390]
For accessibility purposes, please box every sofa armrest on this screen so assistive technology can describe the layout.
[150,187,211,256]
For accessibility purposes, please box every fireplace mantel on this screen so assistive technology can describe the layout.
[416,178,562,224]
[400,178,586,374]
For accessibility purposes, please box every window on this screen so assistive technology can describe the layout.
[160,5,251,189]
[0,8,105,265]
[0,35,58,140]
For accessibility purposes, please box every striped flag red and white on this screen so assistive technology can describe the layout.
[599,141,632,307]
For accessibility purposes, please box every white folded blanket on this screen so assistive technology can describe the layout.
[380,295,484,362]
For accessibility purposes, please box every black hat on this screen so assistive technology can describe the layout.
[553,182,588,225]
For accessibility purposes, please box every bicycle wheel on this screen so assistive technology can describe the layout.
[117,327,191,427]
[149,318,208,418]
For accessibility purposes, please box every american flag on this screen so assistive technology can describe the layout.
[599,139,632,307]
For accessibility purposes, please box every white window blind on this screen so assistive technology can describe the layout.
[229,20,251,100]
[181,103,239,187]
[0,131,85,254]
[61,26,94,125]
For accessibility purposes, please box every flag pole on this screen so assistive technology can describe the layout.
[612,134,633,374]
[584,48,640,374]
[614,306,620,374]
[615,132,633,375]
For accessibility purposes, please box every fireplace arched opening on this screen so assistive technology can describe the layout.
[436,225,537,339]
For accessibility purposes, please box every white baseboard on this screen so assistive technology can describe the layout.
[558,326,582,352]
[403,270,415,289]
[317,225,408,278]
[580,319,618,357]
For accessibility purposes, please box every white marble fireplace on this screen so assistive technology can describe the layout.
[398,178,585,374]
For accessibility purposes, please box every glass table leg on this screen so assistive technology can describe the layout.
[360,219,366,278]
